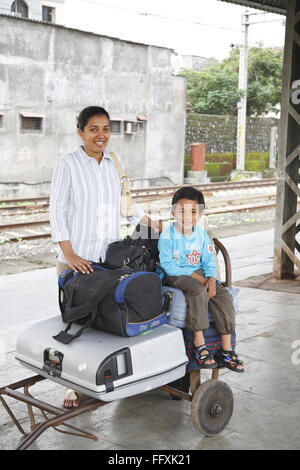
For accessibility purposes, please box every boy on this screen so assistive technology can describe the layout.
[158,186,243,372]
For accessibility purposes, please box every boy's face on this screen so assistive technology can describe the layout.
[172,198,203,233]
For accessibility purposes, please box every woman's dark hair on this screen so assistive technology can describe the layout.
[77,106,110,131]
[172,186,205,208]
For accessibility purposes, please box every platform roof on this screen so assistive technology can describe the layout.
[219,0,286,15]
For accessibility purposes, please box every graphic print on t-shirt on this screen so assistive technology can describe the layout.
[185,249,202,266]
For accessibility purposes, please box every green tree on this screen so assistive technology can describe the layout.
[181,45,283,116]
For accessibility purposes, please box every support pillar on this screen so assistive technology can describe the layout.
[190,143,205,171]
[184,143,210,184]
[273,0,300,279]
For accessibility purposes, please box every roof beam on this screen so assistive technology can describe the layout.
[218,1,286,15]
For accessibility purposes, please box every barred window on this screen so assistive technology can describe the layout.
[20,113,45,132]
[138,121,145,132]
[42,6,55,23]
[110,120,121,134]
[124,121,138,134]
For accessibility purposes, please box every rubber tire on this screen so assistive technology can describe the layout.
[191,379,234,435]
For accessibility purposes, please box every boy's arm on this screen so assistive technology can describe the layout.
[158,232,189,276]
[201,231,218,280]
[206,277,217,298]
[191,271,207,285]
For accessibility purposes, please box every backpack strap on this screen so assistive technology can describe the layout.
[52,313,97,345]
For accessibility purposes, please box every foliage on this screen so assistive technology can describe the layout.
[181,45,283,116]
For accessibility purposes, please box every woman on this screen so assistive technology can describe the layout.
[50,106,158,407]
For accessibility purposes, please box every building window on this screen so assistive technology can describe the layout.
[137,121,145,132]
[124,121,139,134]
[11,0,28,18]
[110,120,121,134]
[42,5,56,23]
[20,113,45,132]
[0,114,3,128]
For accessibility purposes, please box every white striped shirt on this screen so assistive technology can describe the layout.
[49,146,144,263]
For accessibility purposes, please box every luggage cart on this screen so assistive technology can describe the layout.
[0,237,235,450]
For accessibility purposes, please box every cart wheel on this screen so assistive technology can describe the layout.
[191,379,233,435]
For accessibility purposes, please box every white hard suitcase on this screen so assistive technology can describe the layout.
[162,286,239,328]
[15,315,188,402]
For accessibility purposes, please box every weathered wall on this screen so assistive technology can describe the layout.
[0,15,186,197]
[185,113,279,154]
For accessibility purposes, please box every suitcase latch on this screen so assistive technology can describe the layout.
[163,291,174,316]
[104,370,114,393]
[43,348,64,378]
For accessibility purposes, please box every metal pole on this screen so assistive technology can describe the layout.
[273,0,300,279]
[236,9,249,171]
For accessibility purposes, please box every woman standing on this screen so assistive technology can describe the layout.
[50,106,158,407]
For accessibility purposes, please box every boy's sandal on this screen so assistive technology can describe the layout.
[215,349,244,373]
[193,344,217,369]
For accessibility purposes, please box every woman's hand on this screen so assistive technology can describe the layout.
[206,277,216,299]
[65,253,94,274]
[58,241,93,274]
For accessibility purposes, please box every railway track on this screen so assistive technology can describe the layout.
[0,179,278,242]
[0,179,277,210]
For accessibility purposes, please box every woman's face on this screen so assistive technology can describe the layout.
[78,114,111,158]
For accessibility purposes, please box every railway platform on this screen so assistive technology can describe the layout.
[0,227,299,450]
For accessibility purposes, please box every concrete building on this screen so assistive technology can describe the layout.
[172,54,213,75]
[0,14,186,198]
[0,0,65,23]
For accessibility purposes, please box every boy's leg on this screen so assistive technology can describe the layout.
[208,283,236,337]
[168,275,216,367]
[209,285,243,372]
[168,275,210,332]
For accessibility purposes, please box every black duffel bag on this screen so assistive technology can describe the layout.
[101,224,160,272]
[53,264,167,345]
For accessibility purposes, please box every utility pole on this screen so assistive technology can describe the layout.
[236,9,249,171]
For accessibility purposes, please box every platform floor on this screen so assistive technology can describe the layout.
[0,228,299,450]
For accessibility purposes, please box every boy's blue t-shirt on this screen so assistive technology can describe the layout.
[158,223,217,280]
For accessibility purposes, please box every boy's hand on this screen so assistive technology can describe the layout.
[206,277,216,298]
[191,272,207,285]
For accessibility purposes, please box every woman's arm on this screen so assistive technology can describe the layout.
[50,159,92,274]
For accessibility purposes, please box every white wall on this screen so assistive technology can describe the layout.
[0,15,186,197]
